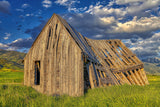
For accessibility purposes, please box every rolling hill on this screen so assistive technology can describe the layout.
[141,57,160,75]
[144,62,160,75]
[0,49,26,71]
[0,49,160,75]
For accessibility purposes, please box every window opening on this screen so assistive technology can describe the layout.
[35,61,40,85]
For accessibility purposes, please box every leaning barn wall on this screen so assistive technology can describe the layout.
[86,38,149,86]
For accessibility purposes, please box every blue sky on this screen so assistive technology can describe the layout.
[0,0,160,59]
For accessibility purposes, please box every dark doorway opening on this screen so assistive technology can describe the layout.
[84,61,91,93]
[35,61,40,85]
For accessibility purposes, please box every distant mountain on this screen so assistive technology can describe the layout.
[0,49,26,70]
[142,57,160,75]
[144,62,160,75]
[142,57,160,63]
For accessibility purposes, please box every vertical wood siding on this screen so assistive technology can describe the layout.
[24,15,84,96]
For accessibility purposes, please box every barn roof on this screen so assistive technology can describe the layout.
[56,15,99,63]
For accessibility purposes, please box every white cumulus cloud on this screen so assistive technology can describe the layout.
[55,0,81,12]
[16,9,24,12]
[42,0,52,8]
[125,32,160,59]
[85,2,127,17]
[5,32,11,37]
[0,43,9,49]
[0,0,10,14]
[4,37,9,40]
[110,16,160,33]
[3,33,11,40]
[22,4,30,8]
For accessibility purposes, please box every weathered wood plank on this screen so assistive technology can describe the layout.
[133,70,144,86]
[125,71,135,85]
[140,68,149,85]
[129,70,141,85]
[119,72,131,85]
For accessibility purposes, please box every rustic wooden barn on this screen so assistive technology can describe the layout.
[23,13,149,96]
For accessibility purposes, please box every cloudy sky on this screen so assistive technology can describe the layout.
[0,0,160,59]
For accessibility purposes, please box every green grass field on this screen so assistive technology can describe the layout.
[0,70,23,84]
[0,70,160,107]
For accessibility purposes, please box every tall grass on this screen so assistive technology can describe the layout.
[0,71,23,84]
[0,75,160,107]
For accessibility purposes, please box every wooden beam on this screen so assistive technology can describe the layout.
[125,71,135,85]
[119,72,131,85]
[129,70,141,85]
[133,69,144,86]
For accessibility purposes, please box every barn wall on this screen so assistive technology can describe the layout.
[24,15,84,96]
[24,17,49,93]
